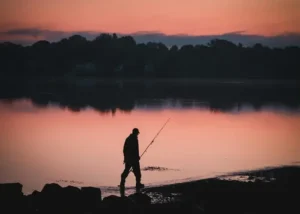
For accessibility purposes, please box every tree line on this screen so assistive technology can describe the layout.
[1,33,299,79]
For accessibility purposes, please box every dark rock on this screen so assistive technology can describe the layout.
[0,183,23,196]
[26,190,41,211]
[26,183,103,213]
[128,193,152,214]
[128,193,151,205]
[148,202,205,214]
[81,186,102,211]
[0,183,25,213]
[39,184,85,213]
[31,190,40,196]
[39,183,64,212]
[102,195,135,213]
[62,185,82,212]
[63,185,82,201]
[41,183,63,195]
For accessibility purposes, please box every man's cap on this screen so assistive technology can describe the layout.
[132,128,140,134]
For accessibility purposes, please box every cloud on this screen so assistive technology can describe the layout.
[132,31,300,47]
[1,28,300,47]
[4,28,50,37]
[0,28,101,43]
[131,31,164,36]
[222,30,247,35]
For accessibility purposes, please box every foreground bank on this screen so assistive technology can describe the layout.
[1,165,299,214]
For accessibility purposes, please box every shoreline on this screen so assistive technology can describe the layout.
[10,163,300,198]
[142,164,300,192]
[1,164,299,213]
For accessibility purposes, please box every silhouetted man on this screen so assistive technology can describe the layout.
[120,128,144,195]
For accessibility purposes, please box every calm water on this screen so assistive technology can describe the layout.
[1,98,300,196]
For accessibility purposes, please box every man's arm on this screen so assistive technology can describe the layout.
[123,140,127,154]
[136,138,140,160]
[123,137,130,163]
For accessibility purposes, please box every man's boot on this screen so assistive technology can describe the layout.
[120,177,126,197]
[136,182,145,192]
[119,184,125,197]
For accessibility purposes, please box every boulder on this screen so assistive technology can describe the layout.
[62,185,82,212]
[81,186,102,211]
[39,183,64,212]
[39,183,88,213]
[101,195,135,213]
[0,183,23,197]
[128,193,151,206]
[0,183,25,213]
[41,183,63,195]
[26,183,104,213]
[26,190,41,212]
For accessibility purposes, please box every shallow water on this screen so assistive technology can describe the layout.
[0,98,299,197]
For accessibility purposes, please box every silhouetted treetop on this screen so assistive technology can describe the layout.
[0,34,299,79]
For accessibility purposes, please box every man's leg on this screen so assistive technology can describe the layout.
[121,163,131,186]
[120,163,131,197]
[132,161,144,191]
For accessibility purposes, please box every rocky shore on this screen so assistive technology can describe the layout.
[1,165,299,214]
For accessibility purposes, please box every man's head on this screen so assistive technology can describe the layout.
[132,128,140,136]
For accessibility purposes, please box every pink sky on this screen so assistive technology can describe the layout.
[1,0,300,36]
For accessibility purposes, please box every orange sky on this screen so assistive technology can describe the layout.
[1,0,300,36]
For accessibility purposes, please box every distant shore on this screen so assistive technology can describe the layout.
[2,36,300,81]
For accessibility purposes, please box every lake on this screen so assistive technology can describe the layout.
[1,92,300,197]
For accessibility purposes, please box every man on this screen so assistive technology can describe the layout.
[120,128,144,195]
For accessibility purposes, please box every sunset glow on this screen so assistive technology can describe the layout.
[1,0,300,37]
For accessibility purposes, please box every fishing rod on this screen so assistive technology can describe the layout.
[129,118,171,172]
[140,117,171,158]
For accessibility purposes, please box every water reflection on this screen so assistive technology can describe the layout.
[0,80,300,196]
[0,79,300,115]
[1,98,299,196]
[1,97,300,116]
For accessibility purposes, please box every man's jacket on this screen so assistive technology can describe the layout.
[123,134,140,163]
